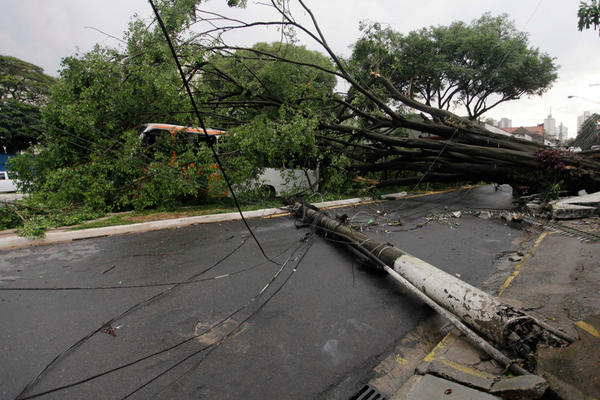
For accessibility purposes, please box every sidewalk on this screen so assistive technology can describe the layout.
[392,219,600,400]
[0,197,370,250]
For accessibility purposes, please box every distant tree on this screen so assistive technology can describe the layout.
[0,100,43,154]
[0,55,56,104]
[0,55,56,153]
[349,13,559,120]
[578,0,600,35]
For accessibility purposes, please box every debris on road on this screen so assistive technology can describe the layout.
[102,324,118,337]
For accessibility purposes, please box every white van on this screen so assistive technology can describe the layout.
[0,171,18,193]
[138,124,318,197]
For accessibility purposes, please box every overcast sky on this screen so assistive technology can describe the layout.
[2,0,599,138]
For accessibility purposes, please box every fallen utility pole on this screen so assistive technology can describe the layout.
[294,202,575,374]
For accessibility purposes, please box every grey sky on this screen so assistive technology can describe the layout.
[1,0,599,138]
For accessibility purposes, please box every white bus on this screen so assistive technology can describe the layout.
[138,123,318,197]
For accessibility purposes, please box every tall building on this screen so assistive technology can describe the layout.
[544,112,556,137]
[577,111,591,133]
[498,118,512,128]
[557,123,568,143]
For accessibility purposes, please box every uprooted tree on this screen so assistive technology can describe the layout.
[7,0,600,225]
[187,1,599,195]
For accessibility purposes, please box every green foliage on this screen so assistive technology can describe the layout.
[203,41,337,122]
[0,55,56,153]
[0,55,56,104]
[200,41,357,193]
[578,0,600,34]
[5,0,243,236]
[349,13,559,119]
[0,99,43,153]
[0,194,106,239]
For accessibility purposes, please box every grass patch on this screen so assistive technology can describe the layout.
[68,202,282,231]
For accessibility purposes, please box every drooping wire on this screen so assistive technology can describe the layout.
[13,223,263,400]
[16,236,311,400]
[147,0,278,265]
[144,238,314,399]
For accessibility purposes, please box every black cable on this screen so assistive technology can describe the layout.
[144,239,314,399]
[2,234,303,292]
[14,231,302,399]
[148,0,277,265]
[14,228,252,400]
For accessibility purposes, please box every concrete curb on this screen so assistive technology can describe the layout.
[0,197,380,250]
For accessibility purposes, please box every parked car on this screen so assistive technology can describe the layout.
[0,171,18,193]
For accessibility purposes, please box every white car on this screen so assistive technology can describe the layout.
[0,171,18,193]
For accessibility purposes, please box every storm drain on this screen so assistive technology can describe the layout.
[349,384,386,400]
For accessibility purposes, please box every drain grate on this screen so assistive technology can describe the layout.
[349,384,386,400]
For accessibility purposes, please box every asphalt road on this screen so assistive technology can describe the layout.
[0,185,526,400]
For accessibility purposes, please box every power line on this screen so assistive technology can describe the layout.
[148,0,279,265]
[16,237,311,400]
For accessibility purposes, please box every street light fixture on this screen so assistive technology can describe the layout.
[567,95,600,105]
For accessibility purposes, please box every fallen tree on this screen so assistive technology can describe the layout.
[182,1,600,196]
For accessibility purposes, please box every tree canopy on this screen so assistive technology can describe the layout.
[578,0,600,35]
[0,55,56,153]
[0,55,56,105]
[181,2,597,195]
[349,14,559,120]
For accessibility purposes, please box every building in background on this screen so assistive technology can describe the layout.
[557,123,568,142]
[498,118,512,128]
[572,113,600,150]
[501,125,544,136]
[577,111,591,133]
[544,112,556,138]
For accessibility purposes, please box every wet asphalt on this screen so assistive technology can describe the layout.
[0,185,526,400]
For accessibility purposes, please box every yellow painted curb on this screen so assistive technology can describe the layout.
[498,231,548,296]
[437,359,497,380]
[574,321,600,338]
[423,332,457,362]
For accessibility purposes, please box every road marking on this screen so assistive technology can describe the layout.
[574,321,600,338]
[437,359,497,379]
[497,231,548,296]
[395,354,408,365]
[423,332,456,362]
